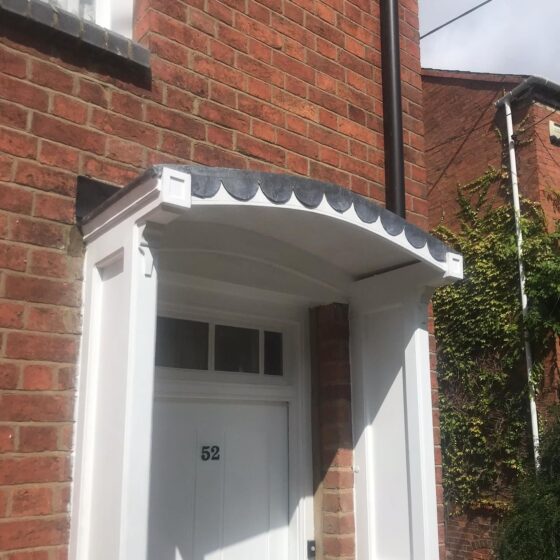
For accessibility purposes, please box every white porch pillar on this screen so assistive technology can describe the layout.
[402,290,439,559]
[119,221,165,558]
[350,265,444,560]
[70,170,192,560]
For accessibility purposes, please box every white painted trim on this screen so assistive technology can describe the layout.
[118,222,160,559]
[402,292,439,559]
[94,0,111,29]
[82,169,191,242]
[159,250,347,303]
[154,378,295,402]
[71,190,190,559]
[155,304,297,385]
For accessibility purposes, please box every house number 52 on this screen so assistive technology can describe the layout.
[201,445,220,461]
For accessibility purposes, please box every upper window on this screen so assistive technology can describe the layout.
[41,0,134,38]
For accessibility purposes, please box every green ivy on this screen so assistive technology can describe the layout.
[432,167,560,513]
[497,408,560,560]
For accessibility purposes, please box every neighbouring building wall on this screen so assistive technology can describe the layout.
[423,69,560,560]
[443,513,498,560]
[422,73,524,560]
[0,0,431,558]
[527,101,560,412]
[423,70,523,230]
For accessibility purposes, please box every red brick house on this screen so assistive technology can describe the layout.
[423,68,560,559]
[0,1,463,558]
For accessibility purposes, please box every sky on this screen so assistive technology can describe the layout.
[419,0,560,82]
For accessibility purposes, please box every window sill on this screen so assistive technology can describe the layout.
[0,0,150,68]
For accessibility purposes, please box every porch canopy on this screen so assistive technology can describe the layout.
[72,165,462,560]
[81,165,461,287]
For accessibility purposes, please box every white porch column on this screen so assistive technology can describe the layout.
[350,265,442,560]
[119,221,165,558]
[402,290,439,559]
[70,220,161,560]
[70,170,191,560]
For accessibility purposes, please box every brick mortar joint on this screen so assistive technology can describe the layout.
[0,328,81,339]
[0,512,70,523]
[0,481,71,489]
[0,389,75,396]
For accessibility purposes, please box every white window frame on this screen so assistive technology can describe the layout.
[46,0,135,38]
[155,306,294,386]
[94,0,134,38]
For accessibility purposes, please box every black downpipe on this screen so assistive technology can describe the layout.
[380,0,406,218]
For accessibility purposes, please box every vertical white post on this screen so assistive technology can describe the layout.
[351,302,414,559]
[351,269,442,560]
[402,294,439,559]
[70,221,161,560]
[71,167,191,560]
[119,222,163,558]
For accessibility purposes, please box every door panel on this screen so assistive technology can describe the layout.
[148,399,289,560]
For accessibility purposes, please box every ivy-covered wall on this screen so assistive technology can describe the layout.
[423,69,560,560]
[433,169,559,513]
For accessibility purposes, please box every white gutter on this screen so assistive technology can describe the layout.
[496,75,560,107]
[496,90,540,465]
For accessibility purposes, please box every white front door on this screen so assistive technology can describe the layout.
[148,398,290,560]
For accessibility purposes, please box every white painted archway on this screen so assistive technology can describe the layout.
[71,166,462,560]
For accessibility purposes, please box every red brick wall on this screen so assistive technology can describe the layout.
[0,1,428,558]
[310,304,355,559]
[444,512,500,560]
[0,0,426,201]
[528,102,560,412]
[424,75,560,412]
[132,0,427,227]
[423,72,522,230]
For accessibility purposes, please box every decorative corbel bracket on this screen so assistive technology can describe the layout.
[138,222,166,277]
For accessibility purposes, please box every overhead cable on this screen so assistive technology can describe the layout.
[420,0,495,40]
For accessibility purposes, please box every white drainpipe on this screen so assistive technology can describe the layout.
[502,95,540,465]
